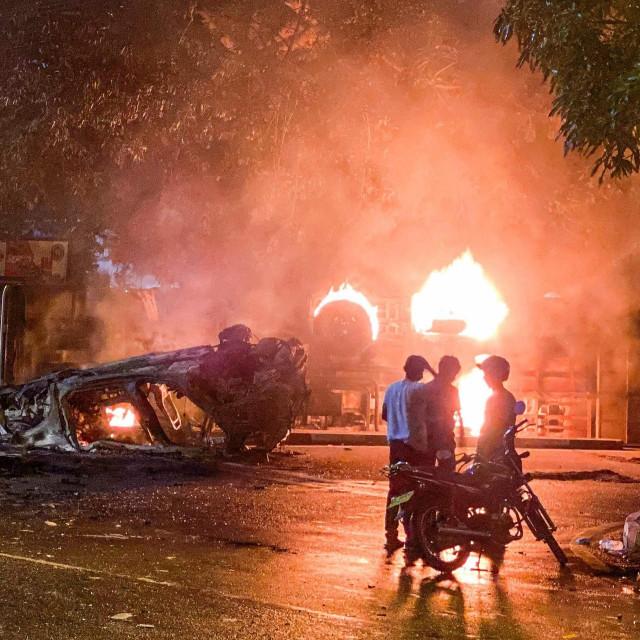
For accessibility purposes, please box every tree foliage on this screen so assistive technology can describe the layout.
[495,1,640,180]
[0,0,638,295]
[0,0,461,271]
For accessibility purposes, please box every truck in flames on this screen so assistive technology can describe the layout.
[0,325,308,454]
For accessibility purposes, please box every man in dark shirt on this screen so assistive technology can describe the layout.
[477,355,516,460]
[397,356,462,566]
[423,356,463,472]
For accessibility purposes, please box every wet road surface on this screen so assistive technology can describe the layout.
[0,446,639,639]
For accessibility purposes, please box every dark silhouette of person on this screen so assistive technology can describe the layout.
[422,355,463,472]
[477,355,516,460]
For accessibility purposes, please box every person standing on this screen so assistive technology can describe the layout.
[477,355,516,460]
[423,355,463,472]
[381,354,434,555]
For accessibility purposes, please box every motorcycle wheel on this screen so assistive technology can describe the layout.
[414,507,472,573]
[522,501,568,566]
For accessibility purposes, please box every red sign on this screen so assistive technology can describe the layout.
[0,240,68,284]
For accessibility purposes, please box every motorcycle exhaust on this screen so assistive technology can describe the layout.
[437,526,493,539]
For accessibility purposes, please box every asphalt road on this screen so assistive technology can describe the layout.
[0,446,639,639]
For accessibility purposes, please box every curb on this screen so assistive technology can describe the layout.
[286,432,388,446]
[570,522,626,574]
[285,432,624,450]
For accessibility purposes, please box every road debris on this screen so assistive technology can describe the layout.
[81,533,143,540]
[532,469,639,483]
[110,613,134,621]
[599,539,624,555]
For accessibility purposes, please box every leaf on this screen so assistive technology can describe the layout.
[497,0,640,179]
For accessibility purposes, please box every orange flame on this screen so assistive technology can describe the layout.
[313,282,380,340]
[457,363,492,436]
[105,404,139,428]
[411,251,508,341]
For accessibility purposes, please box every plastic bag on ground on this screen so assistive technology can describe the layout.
[599,539,624,555]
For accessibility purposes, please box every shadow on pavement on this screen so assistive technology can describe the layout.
[386,559,531,640]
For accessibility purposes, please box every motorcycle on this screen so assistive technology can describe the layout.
[387,409,568,572]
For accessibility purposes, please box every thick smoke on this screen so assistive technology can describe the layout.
[92,0,639,373]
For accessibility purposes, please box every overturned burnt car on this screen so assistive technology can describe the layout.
[0,325,308,454]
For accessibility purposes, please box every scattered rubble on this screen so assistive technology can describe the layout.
[0,325,308,455]
[599,455,640,465]
[531,469,640,483]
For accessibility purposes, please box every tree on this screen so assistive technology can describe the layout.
[1,0,638,310]
[495,1,640,180]
[0,0,461,279]
[0,0,330,275]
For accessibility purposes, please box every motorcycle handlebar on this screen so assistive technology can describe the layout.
[384,461,413,476]
[504,420,530,440]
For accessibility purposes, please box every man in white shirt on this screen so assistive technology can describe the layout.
[382,354,435,555]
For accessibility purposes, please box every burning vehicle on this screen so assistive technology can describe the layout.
[308,251,512,435]
[308,249,633,443]
[0,325,308,454]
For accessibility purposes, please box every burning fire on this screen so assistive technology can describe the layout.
[105,403,139,428]
[457,364,492,436]
[411,250,508,342]
[313,282,380,341]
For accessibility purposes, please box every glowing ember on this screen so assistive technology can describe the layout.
[105,404,139,428]
[313,282,380,341]
[411,250,508,342]
[458,366,492,436]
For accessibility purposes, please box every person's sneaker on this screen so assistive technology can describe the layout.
[384,537,404,556]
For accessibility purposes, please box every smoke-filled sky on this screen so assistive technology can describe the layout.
[88,0,639,354]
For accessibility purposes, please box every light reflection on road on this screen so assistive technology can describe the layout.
[376,554,529,640]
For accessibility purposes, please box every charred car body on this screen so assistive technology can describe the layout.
[0,325,308,454]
